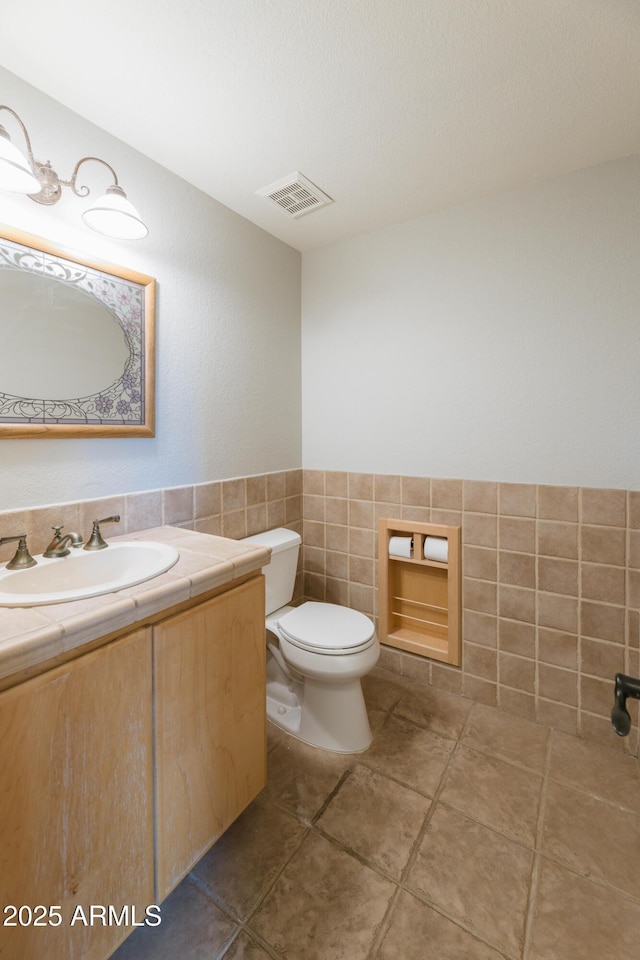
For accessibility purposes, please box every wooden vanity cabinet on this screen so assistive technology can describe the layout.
[0,627,154,960]
[0,571,267,960]
[153,576,266,899]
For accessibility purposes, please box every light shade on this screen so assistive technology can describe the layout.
[0,126,41,194]
[82,184,148,240]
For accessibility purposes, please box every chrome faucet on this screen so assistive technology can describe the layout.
[43,524,84,558]
[0,533,37,569]
[83,515,121,551]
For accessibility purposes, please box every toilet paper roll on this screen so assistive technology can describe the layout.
[424,536,448,563]
[389,536,413,558]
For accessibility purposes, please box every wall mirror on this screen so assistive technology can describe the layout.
[0,225,155,438]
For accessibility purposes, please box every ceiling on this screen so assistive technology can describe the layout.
[1,0,639,252]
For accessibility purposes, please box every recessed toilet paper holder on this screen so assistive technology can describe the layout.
[611,673,640,737]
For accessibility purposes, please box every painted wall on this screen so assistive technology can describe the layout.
[0,67,302,511]
[301,156,640,490]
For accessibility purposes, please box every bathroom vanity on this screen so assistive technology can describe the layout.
[0,527,269,960]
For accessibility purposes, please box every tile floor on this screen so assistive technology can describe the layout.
[113,668,640,960]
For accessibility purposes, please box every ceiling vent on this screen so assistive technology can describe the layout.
[256,172,333,219]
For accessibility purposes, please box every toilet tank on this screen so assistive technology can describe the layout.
[241,527,301,615]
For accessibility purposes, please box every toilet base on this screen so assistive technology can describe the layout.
[266,658,373,753]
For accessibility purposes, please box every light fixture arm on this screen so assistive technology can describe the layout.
[64,156,119,199]
[0,104,38,170]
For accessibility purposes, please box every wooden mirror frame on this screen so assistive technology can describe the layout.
[0,225,155,438]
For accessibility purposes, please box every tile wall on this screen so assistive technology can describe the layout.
[1,467,637,755]
[300,471,640,757]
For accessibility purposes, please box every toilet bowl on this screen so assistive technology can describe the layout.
[242,528,379,753]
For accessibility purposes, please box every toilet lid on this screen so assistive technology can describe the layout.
[278,602,375,653]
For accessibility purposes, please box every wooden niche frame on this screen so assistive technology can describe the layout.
[0,225,156,438]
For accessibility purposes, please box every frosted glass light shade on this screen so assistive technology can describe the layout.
[82,184,148,240]
[0,128,41,194]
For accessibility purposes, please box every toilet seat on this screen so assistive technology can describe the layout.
[278,601,375,655]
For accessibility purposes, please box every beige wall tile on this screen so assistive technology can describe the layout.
[400,505,431,523]
[629,491,640,529]
[464,642,497,681]
[267,499,286,528]
[124,491,161,533]
[303,469,325,495]
[349,527,375,557]
[538,485,579,522]
[431,509,462,526]
[537,521,578,559]
[538,594,578,633]
[348,473,373,500]
[580,675,613,716]
[267,471,286,500]
[349,500,374,529]
[163,485,194,524]
[401,476,430,507]
[326,577,348,605]
[499,586,536,624]
[628,531,640,570]
[374,474,401,503]
[246,503,267,536]
[325,497,348,524]
[222,478,246,512]
[499,619,536,658]
[463,481,497,514]
[581,601,625,643]
[628,570,640,610]
[304,520,325,547]
[349,555,374,586]
[464,578,497,615]
[500,552,536,589]
[326,523,349,552]
[538,664,577,706]
[221,509,246,539]
[285,495,302,524]
[463,513,497,548]
[581,525,626,566]
[349,582,374,615]
[581,637,625,679]
[538,629,578,670]
[499,653,535,693]
[303,494,325,522]
[580,487,626,526]
[325,471,348,497]
[285,469,303,498]
[499,483,537,517]
[463,546,497,581]
[499,687,536,720]
[432,478,463,510]
[431,661,463,694]
[195,481,221,518]
[536,700,578,735]
[581,563,625,605]
[325,550,348,580]
[464,611,497,648]
[499,517,536,553]
[463,675,496,706]
[538,557,578,596]
[246,474,267,505]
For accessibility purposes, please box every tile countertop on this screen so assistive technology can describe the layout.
[0,526,270,687]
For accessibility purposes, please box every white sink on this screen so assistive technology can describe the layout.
[0,541,180,606]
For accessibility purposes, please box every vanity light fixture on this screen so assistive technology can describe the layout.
[0,105,148,240]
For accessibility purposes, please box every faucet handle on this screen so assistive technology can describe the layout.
[50,524,64,541]
[83,515,121,551]
[0,533,37,570]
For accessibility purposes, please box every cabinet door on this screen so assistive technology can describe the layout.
[154,576,266,900]
[0,627,154,960]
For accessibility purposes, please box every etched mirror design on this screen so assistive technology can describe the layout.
[0,226,155,437]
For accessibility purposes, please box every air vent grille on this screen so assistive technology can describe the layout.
[257,172,333,219]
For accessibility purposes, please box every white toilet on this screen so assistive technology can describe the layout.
[242,527,379,753]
